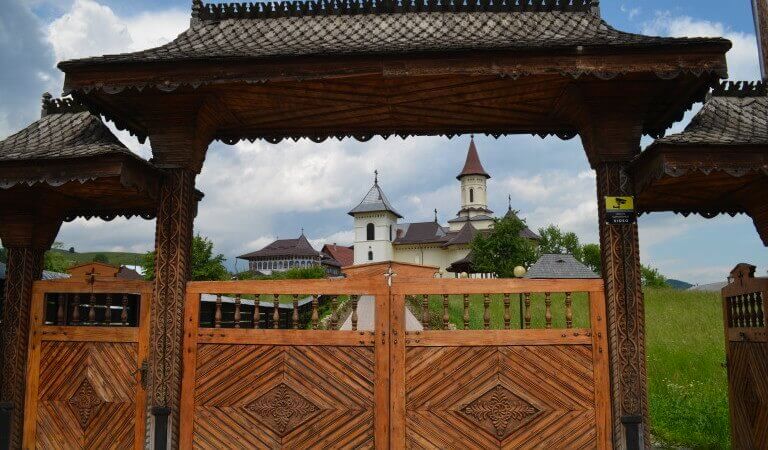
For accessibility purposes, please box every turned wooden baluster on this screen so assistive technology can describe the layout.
[750,293,759,326]
[565,292,573,329]
[503,294,511,330]
[727,297,735,327]
[757,293,765,327]
[545,292,552,329]
[121,294,128,325]
[72,294,81,325]
[88,293,96,324]
[311,295,319,330]
[330,296,339,329]
[422,295,430,330]
[351,295,359,331]
[737,295,745,326]
[104,294,112,325]
[234,294,242,328]
[463,294,470,330]
[273,294,280,329]
[214,294,223,328]
[253,294,260,329]
[442,294,450,330]
[524,293,531,329]
[57,294,66,325]
[483,294,491,330]
[292,294,300,329]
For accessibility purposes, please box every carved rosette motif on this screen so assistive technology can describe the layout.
[459,385,538,440]
[68,378,104,429]
[596,162,649,447]
[147,168,196,447]
[0,247,45,449]
[245,383,320,437]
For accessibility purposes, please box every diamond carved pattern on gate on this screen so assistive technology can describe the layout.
[406,345,598,449]
[68,378,105,430]
[245,383,320,437]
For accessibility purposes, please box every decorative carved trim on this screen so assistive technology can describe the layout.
[596,162,649,448]
[146,168,196,448]
[0,247,45,449]
[245,383,320,436]
[711,80,766,97]
[68,378,104,430]
[193,0,596,21]
[40,93,89,117]
[459,384,539,439]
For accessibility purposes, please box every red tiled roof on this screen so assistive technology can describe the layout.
[457,138,490,180]
[322,244,354,267]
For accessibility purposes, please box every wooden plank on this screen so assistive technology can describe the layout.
[37,326,139,343]
[590,290,612,450]
[179,291,201,450]
[389,294,407,448]
[196,329,376,346]
[373,289,390,449]
[727,328,768,342]
[21,286,46,449]
[392,277,604,295]
[405,329,592,346]
[187,277,381,295]
[33,279,151,293]
[134,287,151,450]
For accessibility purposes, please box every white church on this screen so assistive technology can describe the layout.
[349,138,540,274]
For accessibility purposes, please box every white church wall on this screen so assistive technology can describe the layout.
[353,212,396,264]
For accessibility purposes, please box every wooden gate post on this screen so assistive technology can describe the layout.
[596,161,649,449]
[0,212,61,449]
[146,168,197,449]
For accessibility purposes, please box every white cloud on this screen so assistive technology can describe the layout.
[620,5,641,20]
[47,0,188,62]
[642,13,761,81]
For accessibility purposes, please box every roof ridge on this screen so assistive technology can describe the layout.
[191,0,596,21]
[40,93,89,118]
[711,80,766,98]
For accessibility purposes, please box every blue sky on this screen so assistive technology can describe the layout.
[1,0,765,283]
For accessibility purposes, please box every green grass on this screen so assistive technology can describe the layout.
[51,249,145,267]
[410,287,730,448]
[645,287,729,449]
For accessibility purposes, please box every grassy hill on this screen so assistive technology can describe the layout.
[50,249,146,268]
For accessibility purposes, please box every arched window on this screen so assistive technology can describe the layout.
[389,225,393,241]
[469,188,474,203]
[366,223,375,240]
[368,250,374,261]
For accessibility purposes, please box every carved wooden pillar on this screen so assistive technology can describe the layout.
[595,161,649,449]
[753,0,767,79]
[0,213,60,449]
[147,168,196,449]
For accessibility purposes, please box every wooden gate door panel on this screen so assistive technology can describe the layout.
[35,341,139,450]
[727,342,768,450]
[190,344,375,449]
[23,280,151,450]
[404,345,598,449]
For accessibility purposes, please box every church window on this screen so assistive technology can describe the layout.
[469,188,474,203]
[389,225,392,241]
[367,223,375,240]
[368,250,374,261]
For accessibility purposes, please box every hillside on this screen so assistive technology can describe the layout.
[666,279,693,290]
[50,249,146,268]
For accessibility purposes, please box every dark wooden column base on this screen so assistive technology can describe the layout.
[147,168,196,449]
[596,162,650,449]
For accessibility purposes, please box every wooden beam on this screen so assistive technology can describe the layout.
[755,0,768,80]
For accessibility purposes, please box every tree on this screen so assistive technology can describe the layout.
[641,264,668,288]
[93,253,109,264]
[0,246,6,264]
[581,243,601,275]
[44,242,70,273]
[537,224,583,261]
[470,212,538,277]
[142,235,228,281]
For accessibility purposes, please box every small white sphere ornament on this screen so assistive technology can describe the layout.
[460,272,469,279]
[513,266,527,278]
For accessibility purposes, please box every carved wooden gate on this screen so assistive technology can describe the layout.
[181,269,611,449]
[722,264,768,450]
[23,279,151,449]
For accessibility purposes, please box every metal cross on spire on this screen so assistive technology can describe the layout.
[508,194,512,211]
[434,208,438,222]
[374,169,379,184]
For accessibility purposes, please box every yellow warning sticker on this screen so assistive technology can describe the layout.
[605,196,634,211]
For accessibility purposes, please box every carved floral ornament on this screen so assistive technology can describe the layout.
[245,383,320,437]
[68,378,104,430]
[459,384,539,440]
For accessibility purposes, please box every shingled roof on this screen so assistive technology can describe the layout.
[525,253,599,279]
[238,234,321,259]
[650,81,767,148]
[349,178,403,218]
[0,96,143,164]
[457,137,490,179]
[58,0,728,70]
